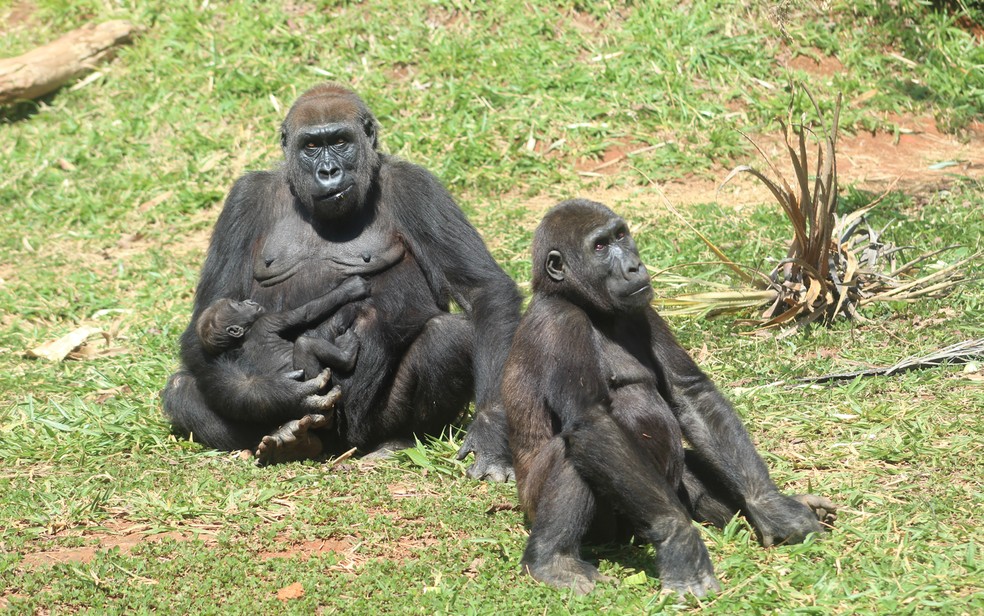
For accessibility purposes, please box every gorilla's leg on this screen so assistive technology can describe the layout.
[519,438,610,594]
[679,450,742,528]
[161,370,272,451]
[389,313,475,436]
[564,410,721,597]
[293,332,359,378]
[341,313,475,454]
[254,379,341,465]
[163,370,337,464]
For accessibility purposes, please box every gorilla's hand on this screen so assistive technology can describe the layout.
[285,368,342,412]
[285,368,331,394]
[746,491,836,547]
[456,405,515,482]
[793,493,838,527]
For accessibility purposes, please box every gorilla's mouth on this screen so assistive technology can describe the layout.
[628,284,651,296]
[319,184,353,203]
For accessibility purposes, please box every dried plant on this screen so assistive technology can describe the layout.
[657,86,976,336]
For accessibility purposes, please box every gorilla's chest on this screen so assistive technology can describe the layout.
[250,215,405,308]
[595,330,659,391]
[595,329,684,481]
[597,329,679,415]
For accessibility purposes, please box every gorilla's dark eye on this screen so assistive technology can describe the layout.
[304,142,317,150]
[616,230,626,240]
[594,241,607,252]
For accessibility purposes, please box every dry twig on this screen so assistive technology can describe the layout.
[798,338,984,383]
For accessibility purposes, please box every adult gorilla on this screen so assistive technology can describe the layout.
[162,84,520,478]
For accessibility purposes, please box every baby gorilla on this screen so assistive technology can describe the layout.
[195,275,368,461]
[503,199,835,597]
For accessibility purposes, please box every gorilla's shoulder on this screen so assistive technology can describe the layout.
[377,154,442,186]
[230,169,284,192]
[525,296,592,336]
[224,170,289,207]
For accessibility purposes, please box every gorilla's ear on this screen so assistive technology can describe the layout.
[280,127,289,151]
[226,325,246,338]
[546,250,565,283]
[363,116,378,149]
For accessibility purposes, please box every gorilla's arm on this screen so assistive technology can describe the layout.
[179,173,288,369]
[189,172,290,316]
[646,311,826,546]
[264,275,368,336]
[384,159,522,480]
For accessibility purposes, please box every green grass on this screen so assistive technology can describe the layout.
[1,0,982,613]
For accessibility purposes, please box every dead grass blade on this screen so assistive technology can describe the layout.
[656,84,974,334]
[656,289,778,317]
[650,181,755,285]
[798,338,984,383]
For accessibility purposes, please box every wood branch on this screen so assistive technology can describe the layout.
[0,20,141,105]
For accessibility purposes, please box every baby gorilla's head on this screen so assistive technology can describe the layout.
[196,299,264,355]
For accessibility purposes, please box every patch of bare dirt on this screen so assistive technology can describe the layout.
[779,46,846,78]
[838,116,983,186]
[17,521,372,571]
[259,536,359,565]
[473,110,983,266]
[565,5,629,38]
[573,137,657,175]
[18,521,221,569]
[562,114,984,215]
[956,14,984,42]
[425,7,469,32]
[568,9,603,34]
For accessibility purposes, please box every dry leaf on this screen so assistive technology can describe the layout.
[137,191,173,212]
[26,327,104,361]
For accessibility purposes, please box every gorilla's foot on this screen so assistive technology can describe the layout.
[522,555,612,595]
[301,382,341,412]
[255,413,332,465]
[362,437,416,460]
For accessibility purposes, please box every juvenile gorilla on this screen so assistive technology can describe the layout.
[193,275,369,446]
[163,84,521,473]
[503,199,835,596]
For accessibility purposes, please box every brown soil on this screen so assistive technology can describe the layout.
[259,537,359,565]
[15,521,366,570]
[17,521,221,569]
[1,1,38,30]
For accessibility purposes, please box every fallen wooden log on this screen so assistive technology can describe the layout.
[0,20,140,105]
